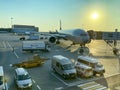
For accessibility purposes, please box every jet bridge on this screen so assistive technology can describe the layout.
[88,30,120,40]
[87,29,120,55]
[103,32,120,40]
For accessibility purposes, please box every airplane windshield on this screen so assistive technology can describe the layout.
[62,64,74,70]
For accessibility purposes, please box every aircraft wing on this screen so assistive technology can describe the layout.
[49,33,67,40]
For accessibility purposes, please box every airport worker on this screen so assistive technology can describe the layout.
[113,48,119,56]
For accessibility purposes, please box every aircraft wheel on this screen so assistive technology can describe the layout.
[78,47,90,55]
[56,40,60,44]
[113,48,120,56]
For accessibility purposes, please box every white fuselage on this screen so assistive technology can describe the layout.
[59,29,90,45]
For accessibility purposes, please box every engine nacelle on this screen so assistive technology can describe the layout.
[49,36,56,43]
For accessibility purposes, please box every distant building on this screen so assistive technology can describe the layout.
[0,28,11,33]
[12,25,39,35]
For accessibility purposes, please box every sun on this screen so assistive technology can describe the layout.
[91,12,99,20]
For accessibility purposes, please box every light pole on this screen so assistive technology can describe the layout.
[11,17,13,28]
[116,55,120,73]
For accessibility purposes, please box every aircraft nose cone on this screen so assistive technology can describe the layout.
[83,38,91,43]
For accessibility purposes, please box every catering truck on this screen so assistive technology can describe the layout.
[22,40,50,52]
[77,55,105,76]
[75,62,93,78]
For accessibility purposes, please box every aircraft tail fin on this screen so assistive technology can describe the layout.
[60,20,62,30]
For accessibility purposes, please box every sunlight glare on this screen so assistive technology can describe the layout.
[91,12,99,20]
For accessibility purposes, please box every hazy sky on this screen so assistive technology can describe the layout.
[0,0,120,32]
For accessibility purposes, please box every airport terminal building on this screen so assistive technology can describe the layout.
[12,25,39,35]
[0,28,11,33]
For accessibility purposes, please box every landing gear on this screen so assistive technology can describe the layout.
[78,46,90,55]
[105,40,120,56]
[113,48,120,56]
[56,40,60,44]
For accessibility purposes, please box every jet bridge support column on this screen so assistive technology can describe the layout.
[116,55,120,73]
[117,55,120,73]
[116,51,120,73]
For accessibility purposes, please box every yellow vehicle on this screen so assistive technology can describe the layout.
[11,54,49,68]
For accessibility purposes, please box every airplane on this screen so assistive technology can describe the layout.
[48,20,120,56]
[49,29,91,45]
[48,20,91,54]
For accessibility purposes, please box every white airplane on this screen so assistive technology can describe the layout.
[49,29,90,46]
[48,21,91,54]
[48,21,120,55]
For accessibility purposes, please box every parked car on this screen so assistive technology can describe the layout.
[14,68,32,89]
[0,66,6,90]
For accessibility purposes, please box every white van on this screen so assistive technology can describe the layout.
[0,66,5,90]
[51,55,76,79]
[75,62,93,78]
[77,56,105,76]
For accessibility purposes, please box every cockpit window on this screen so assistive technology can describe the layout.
[80,34,87,36]
[73,29,88,36]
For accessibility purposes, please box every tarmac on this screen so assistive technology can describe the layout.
[59,39,120,90]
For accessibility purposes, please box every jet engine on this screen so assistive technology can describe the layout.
[48,36,56,43]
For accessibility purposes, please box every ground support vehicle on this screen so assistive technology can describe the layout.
[75,62,93,78]
[27,35,39,40]
[11,54,49,68]
[14,68,32,89]
[22,40,50,52]
[51,55,76,79]
[77,55,105,76]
